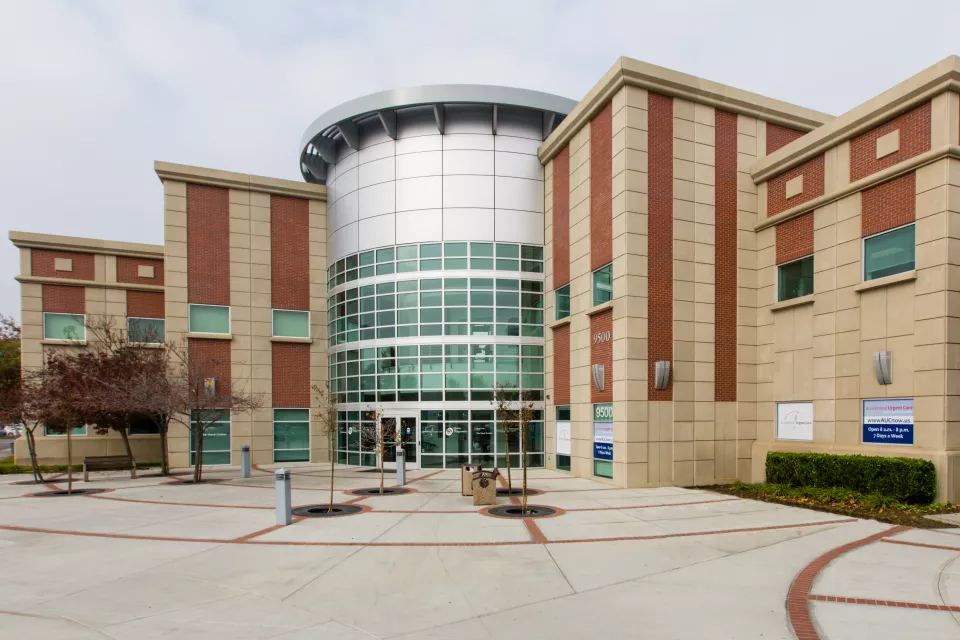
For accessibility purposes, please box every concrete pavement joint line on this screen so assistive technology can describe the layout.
[232,524,286,542]
[808,594,960,612]
[785,525,909,640]
[0,518,856,548]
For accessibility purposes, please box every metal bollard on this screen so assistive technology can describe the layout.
[275,468,292,525]
[396,448,406,486]
[241,445,251,478]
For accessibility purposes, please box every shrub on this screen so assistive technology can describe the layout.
[765,451,936,504]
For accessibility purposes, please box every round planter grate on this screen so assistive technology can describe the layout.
[10,479,50,486]
[164,478,225,486]
[347,486,413,497]
[359,468,397,474]
[27,488,108,498]
[486,504,559,519]
[292,504,365,518]
[496,487,542,497]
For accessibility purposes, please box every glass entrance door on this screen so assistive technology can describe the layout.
[379,414,419,470]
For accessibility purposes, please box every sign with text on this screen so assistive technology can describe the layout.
[556,421,571,456]
[863,399,914,445]
[776,402,813,441]
[593,403,613,461]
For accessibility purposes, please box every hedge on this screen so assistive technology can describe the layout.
[765,452,936,504]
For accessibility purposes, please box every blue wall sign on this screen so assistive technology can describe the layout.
[593,403,613,461]
[862,399,914,445]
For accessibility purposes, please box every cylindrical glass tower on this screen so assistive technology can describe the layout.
[299,86,575,469]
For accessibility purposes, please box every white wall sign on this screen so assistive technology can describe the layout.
[556,421,571,456]
[776,402,813,441]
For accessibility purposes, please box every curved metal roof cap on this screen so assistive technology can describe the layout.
[299,84,578,152]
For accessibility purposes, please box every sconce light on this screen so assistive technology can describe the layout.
[873,351,892,385]
[654,361,671,390]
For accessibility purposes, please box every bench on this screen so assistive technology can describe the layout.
[83,456,137,481]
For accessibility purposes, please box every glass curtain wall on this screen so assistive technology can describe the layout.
[328,241,546,469]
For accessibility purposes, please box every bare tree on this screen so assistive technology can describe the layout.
[492,383,519,494]
[312,381,340,513]
[165,338,264,483]
[362,404,389,494]
[492,385,537,512]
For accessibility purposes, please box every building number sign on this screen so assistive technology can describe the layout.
[593,331,611,345]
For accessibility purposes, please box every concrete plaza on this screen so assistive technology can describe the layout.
[1,465,959,639]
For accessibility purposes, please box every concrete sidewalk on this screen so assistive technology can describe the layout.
[1,466,957,639]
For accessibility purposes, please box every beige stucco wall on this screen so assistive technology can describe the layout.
[752,91,960,502]
[11,233,165,467]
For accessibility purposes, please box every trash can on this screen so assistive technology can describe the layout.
[461,463,482,496]
[471,469,499,506]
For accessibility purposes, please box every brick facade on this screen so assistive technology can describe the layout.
[767,155,825,217]
[766,123,806,155]
[861,172,916,237]
[776,213,815,264]
[32,250,95,281]
[590,309,613,404]
[714,110,738,402]
[553,323,570,405]
[126,290,165,319]
[272,343,311,407]
[188,339,232,398]
[117,257,165,286]
[590,103,613,271]
[648,93,674,400]
[850,102,931,182]
[552,146,571,288]
[187,184,230,305]
[271,195,310,310]
[42,284,85,313]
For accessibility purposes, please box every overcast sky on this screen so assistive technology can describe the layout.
[1,0,958,321]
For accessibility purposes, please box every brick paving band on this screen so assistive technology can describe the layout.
[808,594,960,612]
[0,518,854,549]
[785,526,909,640]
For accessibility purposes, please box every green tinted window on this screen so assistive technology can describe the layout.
[190,410,231,466]
[273,310,310,338]
[777,256,814,302]
[556,285,570,319]
[274,409,309,463]
[43,313,85,341]
[128,317,165,343]
[864,224,915,281]
[593,264,613,306]
[189,305,230,334]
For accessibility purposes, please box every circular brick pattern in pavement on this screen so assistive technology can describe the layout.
[292,504,368,518]
[484,504,562,519]
[25,488,111,498]
[164,479,225,486]
[346,486,415,497]
[496,487,542,497]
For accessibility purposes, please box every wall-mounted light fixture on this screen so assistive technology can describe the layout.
[654,361,671,390]
[873,351,893,385]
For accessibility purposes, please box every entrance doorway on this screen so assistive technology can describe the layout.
[380,415,419,470]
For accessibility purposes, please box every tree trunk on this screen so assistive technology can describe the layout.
[503,429,512,493]
[119,426,134,462]
[66,426,73,495]
[521,427,528,513]
[159,421,169,476]
[25,427,44,483]
[379,445,385,494]
[328,433,336,513]
[193,428,204,483]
